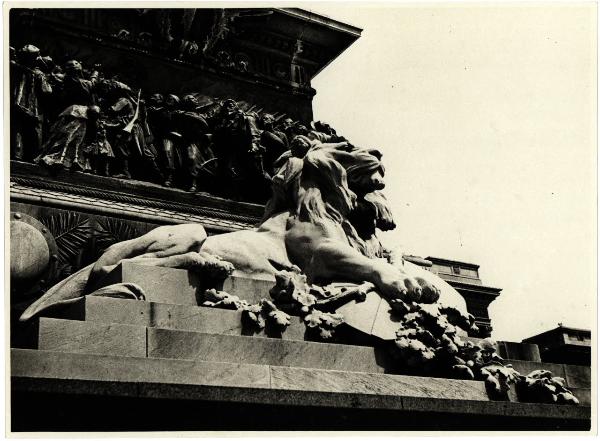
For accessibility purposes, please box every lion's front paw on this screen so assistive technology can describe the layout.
[378,272,440,304]
[413,277,440,304]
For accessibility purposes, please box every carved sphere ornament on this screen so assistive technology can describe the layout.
[10,212,57,287]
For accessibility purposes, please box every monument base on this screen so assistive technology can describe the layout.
[10,266,591,431]
[11,349,591,431]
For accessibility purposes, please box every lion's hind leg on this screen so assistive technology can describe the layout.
[90,224,209,280]
[143,224,208,257]
[129,251,234,278]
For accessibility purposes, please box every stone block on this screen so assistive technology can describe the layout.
[11,348,270,390]
[400,396,507,417]
[502,400,585,420]
[147,328,385,373]
[11,348,591,429]
[94,263,277,307]
[64,296,308,341]
[37,318,146,357]
[64,296,152,327]
[216,270,276,304]
[94,262,199,305]
[145,305,308,341]
[570,387,591,406]
[564,364,591,388]
[269,365,489,401]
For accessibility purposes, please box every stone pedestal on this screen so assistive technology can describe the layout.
[95,261,276,305]
[11,347,591,431]
[10,265,592,431]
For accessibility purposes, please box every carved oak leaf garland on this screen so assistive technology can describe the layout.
[268,268,361,339]
[270,269,317,312]
[389,297,579,404]
[261,299,291,330]
[242,303,266,329]
[201,268,348,339]
[518,370,579,405]
[200,289,291,331]
[200,267,579,405]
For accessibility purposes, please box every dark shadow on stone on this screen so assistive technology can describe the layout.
[10,316,39,350]
[11,389,591,431]
[263,320,285,339]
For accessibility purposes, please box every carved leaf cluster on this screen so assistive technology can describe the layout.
[201,289,291,332]
[268,269,366,340]
[517,370,580,405]
[270,269,317,312]
[303,309,344,339]
[388,297,579,404]
[201,288,246,310]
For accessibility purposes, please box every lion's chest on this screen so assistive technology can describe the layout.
[284,217,349,268]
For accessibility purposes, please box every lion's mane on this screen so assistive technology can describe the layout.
[262,143,395,259]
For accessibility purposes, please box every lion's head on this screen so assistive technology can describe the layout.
[263,138,395,258]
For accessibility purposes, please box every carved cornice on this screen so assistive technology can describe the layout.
[446,280,502,296]
[10,162,262,232]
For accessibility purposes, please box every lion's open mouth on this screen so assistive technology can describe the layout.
[373,181,385,191]
[350,180,385,194]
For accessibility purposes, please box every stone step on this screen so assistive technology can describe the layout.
[11,348,591,431]
[569,387,591,406]
[61,296,308,341]
[38,318,146,358]
[95,261,274,305]
[37,317,389,374]
[146,327,385,372]
[47,298,592,394]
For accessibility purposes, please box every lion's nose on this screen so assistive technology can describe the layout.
[372,177,385,190]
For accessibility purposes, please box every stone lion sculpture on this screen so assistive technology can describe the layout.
[20,138,467,335]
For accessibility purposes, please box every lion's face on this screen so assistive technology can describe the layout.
[321,145,386,196]
[265,143,394,232]
[320,145,395,234]
[350,165,385,194]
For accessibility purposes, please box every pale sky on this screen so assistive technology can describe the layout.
[309,3,596,342]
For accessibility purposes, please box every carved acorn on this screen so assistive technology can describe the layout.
[452,364,475,380]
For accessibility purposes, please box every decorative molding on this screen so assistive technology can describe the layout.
[11,182,257,233]
[10,162,262,231]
